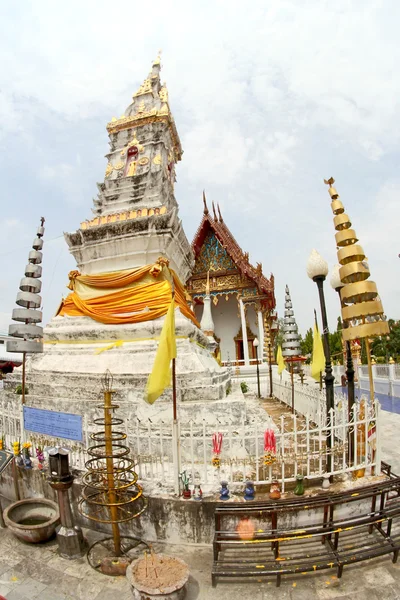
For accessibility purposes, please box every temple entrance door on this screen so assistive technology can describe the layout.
[249,341,257,361]
[236,339,257,362]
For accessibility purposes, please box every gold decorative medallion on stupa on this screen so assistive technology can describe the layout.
[324,177,389,342]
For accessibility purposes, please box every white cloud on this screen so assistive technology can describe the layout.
[0,0,399,333]
[0,312,11,335]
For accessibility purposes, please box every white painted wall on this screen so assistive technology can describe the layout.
[195,295,241,362]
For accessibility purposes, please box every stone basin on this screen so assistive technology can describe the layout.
[4,498,60,543]
[126,553,189,600]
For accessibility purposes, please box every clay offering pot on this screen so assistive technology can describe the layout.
[269,480,281,500]
[4,498,60,543]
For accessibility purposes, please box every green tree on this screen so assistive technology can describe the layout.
[273,318,285,352]
[371,319,400,362]
[329,316,344,364]
[300,328,313,357]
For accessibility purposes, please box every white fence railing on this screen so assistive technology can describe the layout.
[0,392,380,494]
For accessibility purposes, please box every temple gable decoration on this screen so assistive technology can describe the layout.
[187,193,276,366]
[187,194,276,311]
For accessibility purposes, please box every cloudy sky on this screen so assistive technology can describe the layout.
[1,0,399,336]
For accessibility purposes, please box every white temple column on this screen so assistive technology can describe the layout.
[239,298,250,366]
[257,310,264,362]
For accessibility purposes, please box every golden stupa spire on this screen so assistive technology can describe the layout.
[325,178,389,397]
[153,49,162,66]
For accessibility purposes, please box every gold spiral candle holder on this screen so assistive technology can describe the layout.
[79,371,147,567]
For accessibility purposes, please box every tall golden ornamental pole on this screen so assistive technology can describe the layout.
[324,178,389,400]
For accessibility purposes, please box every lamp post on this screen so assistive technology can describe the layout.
[267,314,278,399]
[307,249,335,474]
[265,327,273,398]
[253,337,261,398]
[330,264,355,464]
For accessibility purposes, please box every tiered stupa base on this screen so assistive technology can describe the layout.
[22,312,231,422]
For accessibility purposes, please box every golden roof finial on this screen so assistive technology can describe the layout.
[324,177,335,186]
[153,50,162,66]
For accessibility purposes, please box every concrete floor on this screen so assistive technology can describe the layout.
[1,406,399,599]
[0,527,399,600]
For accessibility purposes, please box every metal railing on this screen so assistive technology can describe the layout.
[0,392,380,493]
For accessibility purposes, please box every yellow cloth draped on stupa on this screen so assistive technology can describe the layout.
[57,261,199,327]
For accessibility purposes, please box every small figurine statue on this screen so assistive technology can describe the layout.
[244,480,255,501]
[294,474,305,496]
[220,481,230,501]
[322,474,330,489]
[193,483,203,501]
[269,480,281,500]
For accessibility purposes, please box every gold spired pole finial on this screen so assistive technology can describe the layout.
[325,178,389,401]
[324,176,339,200]
[153,50,162,66]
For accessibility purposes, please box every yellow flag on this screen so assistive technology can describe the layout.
[311,322,325,381]
[276,345,285,375]
[145,298,176,404]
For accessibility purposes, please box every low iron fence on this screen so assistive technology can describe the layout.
[0,392,380,493]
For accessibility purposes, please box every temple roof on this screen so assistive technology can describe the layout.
[191,193,275,305]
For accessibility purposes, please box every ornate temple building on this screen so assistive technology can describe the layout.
[187,197,276,365]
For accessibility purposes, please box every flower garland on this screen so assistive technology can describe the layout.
[264,428,276,466]
[212,432,223,468]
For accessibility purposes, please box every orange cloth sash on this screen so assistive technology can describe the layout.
[57,265,199,327]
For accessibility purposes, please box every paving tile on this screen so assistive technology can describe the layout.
[5,591,31,600]
[46,555,72,572]
[0,567,27,586]
[7,576,47,597]
[363,564,396,587]
[64,576,105,600]
[64,560,94,579]
[104,576,130,591]
[11,557,64,585]
[93,587,124,600]
[0,561,13,576]
[50,572,82,597]
[32,585,70,600]
[0,583,11,597]
[316,586,381,600]
[0,549,26,568]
